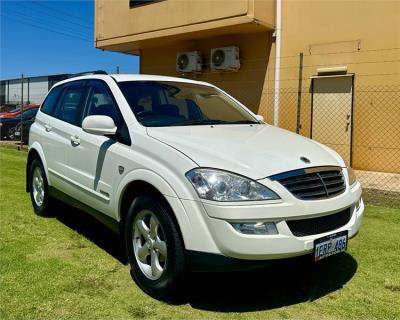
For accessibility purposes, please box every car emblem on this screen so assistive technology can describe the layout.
[300,156,311,164]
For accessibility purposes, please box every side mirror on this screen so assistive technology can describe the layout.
[82,115,117,136]
[255,115,264,123]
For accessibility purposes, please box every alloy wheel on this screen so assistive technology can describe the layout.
[32,167,45,207]
[133,209,167,280]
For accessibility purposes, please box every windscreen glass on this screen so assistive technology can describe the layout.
[118,81,257,127]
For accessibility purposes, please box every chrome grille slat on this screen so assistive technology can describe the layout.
[289,182,326,192]
[280,176,321,186]
[272,167,346,200]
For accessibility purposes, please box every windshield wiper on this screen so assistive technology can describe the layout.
[169,119,229,126]
[165,119,259,127]
[227,120,260,124]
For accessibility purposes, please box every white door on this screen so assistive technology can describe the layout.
[63,80,130,217]
[38,82,86,190]
[312,75,353,164]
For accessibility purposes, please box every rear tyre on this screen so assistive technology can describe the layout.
[125,195,186,301]
[29,158,54,217]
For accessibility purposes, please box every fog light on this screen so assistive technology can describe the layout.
[356,197,362,210]
[232,222,278,235]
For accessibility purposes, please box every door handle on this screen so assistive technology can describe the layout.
[70,135,80,146]
[44,124,52,132]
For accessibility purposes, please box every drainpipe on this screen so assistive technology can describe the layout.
[273,0,282,126]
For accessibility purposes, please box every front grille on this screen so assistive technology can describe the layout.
[271,167,346,200]
[286,208,352,237]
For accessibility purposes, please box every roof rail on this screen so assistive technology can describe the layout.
[67,70,108,79]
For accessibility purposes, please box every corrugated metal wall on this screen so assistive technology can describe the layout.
[2,77,49,105]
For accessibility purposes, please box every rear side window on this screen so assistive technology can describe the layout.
[55,82,87,126]
[41,85,63,115]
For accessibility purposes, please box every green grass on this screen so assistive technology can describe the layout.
[1,147,399,319]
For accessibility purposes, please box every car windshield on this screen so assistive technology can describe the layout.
[117,81,258,127]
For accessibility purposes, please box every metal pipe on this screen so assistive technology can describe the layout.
[273,0,282,126]
[20,74,24,148]
[296,52,304,134]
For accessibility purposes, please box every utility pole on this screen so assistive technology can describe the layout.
[20,74,24,149]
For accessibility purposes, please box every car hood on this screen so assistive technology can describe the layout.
[147,124,344,180]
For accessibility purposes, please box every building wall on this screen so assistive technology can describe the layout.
[2,77,49,105]
[141,31,272,113]
[264,0,400,173]
[95,0,274,52]
[28,77,50,104]
[96,0,400,173]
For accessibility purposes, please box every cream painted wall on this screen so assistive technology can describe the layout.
[95,0,400,173]
[141,32,272,113]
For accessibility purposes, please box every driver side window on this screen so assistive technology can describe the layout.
[85,81,122,128]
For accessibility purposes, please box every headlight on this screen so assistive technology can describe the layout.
[347,166,357,186]
[185,168,280,201]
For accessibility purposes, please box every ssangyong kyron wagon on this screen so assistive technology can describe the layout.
[26,74,363,299]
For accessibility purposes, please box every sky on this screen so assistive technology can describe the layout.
[0,0,140,79]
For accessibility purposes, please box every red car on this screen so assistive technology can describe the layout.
[0,104,40,118]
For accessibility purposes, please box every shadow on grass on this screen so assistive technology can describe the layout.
[51,202,128,265]
[186,253,357,312]
[48,202,357,312]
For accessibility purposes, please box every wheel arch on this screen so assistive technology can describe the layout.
[117,170,191,249]
[26,143,49,192]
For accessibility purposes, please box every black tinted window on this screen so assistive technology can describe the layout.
[85,81,122,128]
[56,82,86,126]
[41,85,63,115]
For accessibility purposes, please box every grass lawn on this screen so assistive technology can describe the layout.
[1,147,399,319]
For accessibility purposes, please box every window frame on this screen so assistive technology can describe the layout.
[129,0,163,8]
[53,80,88,127]
[82,79,132,146]
[40,84,64,116]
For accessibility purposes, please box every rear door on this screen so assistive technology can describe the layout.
[49,80,88,191]
[33,84,65,188]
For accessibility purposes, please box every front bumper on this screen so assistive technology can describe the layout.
[178,181,363,262]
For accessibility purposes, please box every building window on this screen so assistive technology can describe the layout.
[129,0,162,8]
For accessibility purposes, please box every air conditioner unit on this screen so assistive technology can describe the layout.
[211,46,240,71]
[176,51,202,73]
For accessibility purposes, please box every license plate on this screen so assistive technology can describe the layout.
[314,230,348,262]
[15,132,20,137]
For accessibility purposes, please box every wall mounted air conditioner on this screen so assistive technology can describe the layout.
[211,46,240,71]
[176,51,202,73]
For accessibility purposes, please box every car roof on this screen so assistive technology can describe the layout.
[53,74,214,88]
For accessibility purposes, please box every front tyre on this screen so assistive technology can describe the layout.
[29,158,53,217]
[125,195,186,301]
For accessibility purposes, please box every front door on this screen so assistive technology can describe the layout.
[64,80,128,217]
[311,75,353,164]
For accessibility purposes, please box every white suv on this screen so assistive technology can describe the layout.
[26,74,363,299]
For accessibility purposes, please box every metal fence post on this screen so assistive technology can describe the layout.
[20,74,24,149]
[296,52,303,134]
